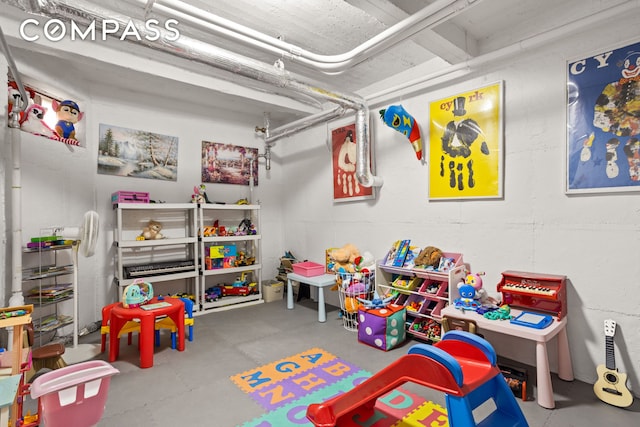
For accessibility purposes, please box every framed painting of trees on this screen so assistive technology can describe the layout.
[97,123,179,181]
[201,141,258,186]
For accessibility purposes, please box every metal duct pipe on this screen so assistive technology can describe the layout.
[8,0,382,187]
[263,106,346,144]
[132,0,480,74]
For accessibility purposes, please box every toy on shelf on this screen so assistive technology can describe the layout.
[139,220,164,240]
[52,99,83,140]
[192,185,206,203]
[20,104,58,139]
[411,318,441,341]
[238,218,257,235]
[414,246,443,269]
[204,286,222,302]
[221,272,257,296]
[122,280,153,308]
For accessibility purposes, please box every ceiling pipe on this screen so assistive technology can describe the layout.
[3,0,382,187]
[133,0,480,74]
[261,106,346,145]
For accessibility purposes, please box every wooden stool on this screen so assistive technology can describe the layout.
[24,324,67,380]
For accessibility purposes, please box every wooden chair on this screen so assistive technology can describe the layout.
[441,315,483,337]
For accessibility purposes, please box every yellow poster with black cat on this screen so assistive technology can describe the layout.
[428,82,503,199]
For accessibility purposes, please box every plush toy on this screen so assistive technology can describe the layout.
[465,271,498,305]
[454,282,479,310]
[8,81,35,121]
[329,243,361,273]
[379,104,423,160]
[354,250,375,272]
[414,246,443,268]
[140,220,164,240]
[52,99,83,140]
[19,104,58,139]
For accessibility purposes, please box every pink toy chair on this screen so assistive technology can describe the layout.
[30,360,119,427]
[100,302,141,353]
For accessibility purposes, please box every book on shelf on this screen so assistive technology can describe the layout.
[26,283,73,303]
[34,314,73,332]
[385,240,411,267]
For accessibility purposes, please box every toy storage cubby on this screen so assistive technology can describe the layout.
[113,203,199,301]
[22,243,75,346]
[198,203,263,312]
[376,252,466,342]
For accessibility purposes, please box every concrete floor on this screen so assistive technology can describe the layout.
[26,298,639,426]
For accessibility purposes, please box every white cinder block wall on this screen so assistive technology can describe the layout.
[1,12,639,396]
[279,42,640,393]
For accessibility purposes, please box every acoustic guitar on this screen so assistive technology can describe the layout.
[593,319,633,407]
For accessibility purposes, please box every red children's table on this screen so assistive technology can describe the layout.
[108,298,185,368]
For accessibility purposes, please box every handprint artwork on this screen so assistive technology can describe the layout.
[429,83,503,199]
[331,124,374,202]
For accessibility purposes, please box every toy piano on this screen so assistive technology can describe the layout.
[497,270,567,319]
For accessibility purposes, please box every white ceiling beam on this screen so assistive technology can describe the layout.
[345,0,477,64]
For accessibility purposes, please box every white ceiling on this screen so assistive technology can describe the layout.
[2,0,636,127]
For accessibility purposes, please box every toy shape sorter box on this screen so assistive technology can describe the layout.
[357,303,406,351]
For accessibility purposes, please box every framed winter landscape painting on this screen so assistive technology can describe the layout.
[97,124,178,181]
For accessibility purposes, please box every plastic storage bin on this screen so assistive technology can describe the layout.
[30,360,119,427]
[292,261,325,277]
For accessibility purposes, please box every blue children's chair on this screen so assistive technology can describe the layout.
[307,330,528,427]
[155,297,194,349]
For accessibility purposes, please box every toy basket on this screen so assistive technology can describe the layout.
[336,271,375,331]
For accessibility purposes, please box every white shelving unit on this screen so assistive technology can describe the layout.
[22,243,75,344]
[113,203,199,297]
[198,203,263,313]
[376,252,465,342]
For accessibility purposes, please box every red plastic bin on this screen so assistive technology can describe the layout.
[292,261,325,277]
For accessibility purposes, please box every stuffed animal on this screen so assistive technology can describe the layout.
[329,243,361,273]
[466,272,499,305]
[140,220,164,240]
[414,246,443,268]
[19,104,58,138]
[52,99,83,140]
[8,80,35,120]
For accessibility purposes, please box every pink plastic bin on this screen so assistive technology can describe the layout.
[30,360,120,427]
[292,261,325,277]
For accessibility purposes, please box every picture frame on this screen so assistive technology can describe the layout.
[331,123,375,202]
[201,141,258,186]
[97,124,178,180]
[566,40,640,194]
[428,81,504,200]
